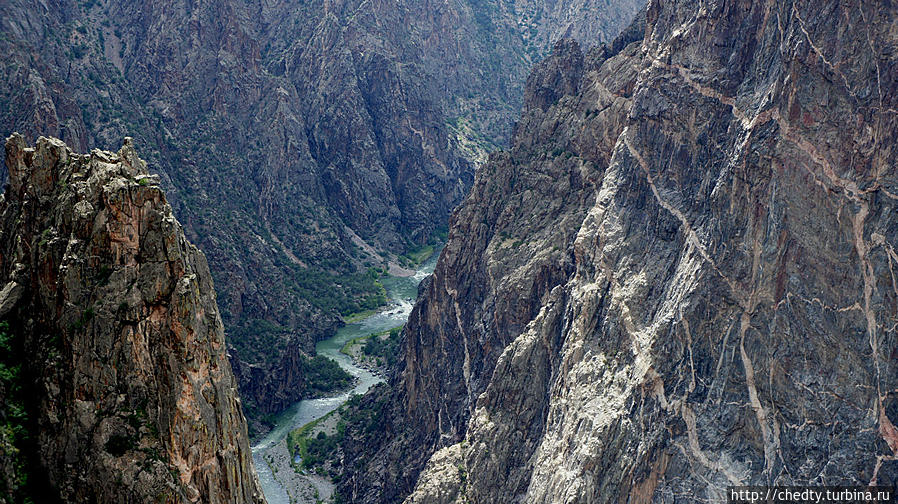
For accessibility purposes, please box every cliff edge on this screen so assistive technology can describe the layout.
[339,0,898,502]
[0,134,265,503]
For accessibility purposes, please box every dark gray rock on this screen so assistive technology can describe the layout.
[0,135,265,503]
[341,1,898,502]
[0,0,644,425]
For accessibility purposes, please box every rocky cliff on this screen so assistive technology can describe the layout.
[0,135,265,503]
[339,0,898,501]
[0,0,642,426]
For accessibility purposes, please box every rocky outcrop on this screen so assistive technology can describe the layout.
[0,135,265,503]
[513,0,645,56]
[341,0,898,501]
[0,0,643,425]
[337,32,640,502]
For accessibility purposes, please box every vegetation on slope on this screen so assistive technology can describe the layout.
[361,328,402,368]
[286,394,388,479]
[341,326,403,371]
[303,356,354,397]
[292,267,387,317]
[228,267,387,367]
[0,322,36,504]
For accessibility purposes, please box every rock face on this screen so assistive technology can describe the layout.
[513,0,645,56]
[0,0,643,425]
[340,0,898,502]
[0,135,265,503]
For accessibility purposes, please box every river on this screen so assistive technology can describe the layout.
[251,252,440,503]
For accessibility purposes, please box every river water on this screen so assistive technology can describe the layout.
[251,253,439,503]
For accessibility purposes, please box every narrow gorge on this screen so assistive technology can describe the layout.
[336,0,898,502]
[253,254,440,503]
[2,0,896,502]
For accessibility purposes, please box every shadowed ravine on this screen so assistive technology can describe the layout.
[251,252,441,503]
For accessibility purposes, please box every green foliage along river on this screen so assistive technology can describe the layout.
[251,251,440,503]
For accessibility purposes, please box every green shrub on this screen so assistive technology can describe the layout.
[304,355,353,396]
[0,321,35,500]
[70,44,89,59]
[290,267,386,317]
[362,328,401,367]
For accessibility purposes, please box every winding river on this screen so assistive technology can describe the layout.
[251,253,440,503]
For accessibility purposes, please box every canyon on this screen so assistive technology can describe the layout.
[0,0,642,430]
[336,0,898,502]
[2,0,895,502]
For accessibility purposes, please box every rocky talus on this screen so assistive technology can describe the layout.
[340,0,898,502]
[0,135,265,503]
